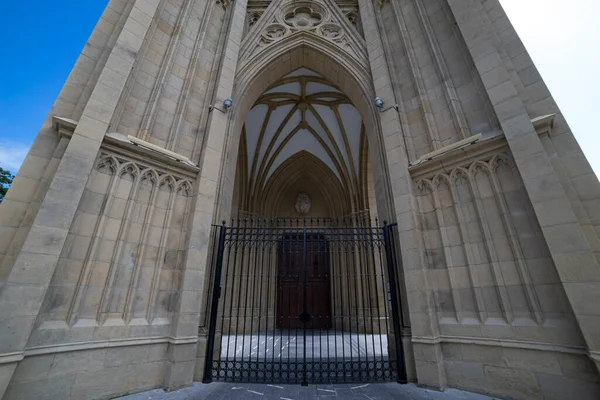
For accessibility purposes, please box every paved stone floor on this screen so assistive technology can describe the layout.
[213,331,393,382]
[219,331,389,359]
[117,382,498,400]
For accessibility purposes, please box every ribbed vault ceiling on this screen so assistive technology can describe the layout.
[242,68,365,199]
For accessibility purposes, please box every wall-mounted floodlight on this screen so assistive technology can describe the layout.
[209,97,234,113]
[375,97,399,113]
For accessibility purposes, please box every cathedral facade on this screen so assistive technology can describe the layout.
[0,0,599,398]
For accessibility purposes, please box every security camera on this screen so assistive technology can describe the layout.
[224,97,233,109]
[374,97,384,108]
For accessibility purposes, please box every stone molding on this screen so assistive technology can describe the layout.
[412,335,588,355]
[0,334,198,365]
[0,353,23,366]
[10,333,586,368]
[52,116,78,139]
[52,116,201,178]
[409,134,508,179]
[411,134,482,166]
[409,113,556,180]
[22,335,198,357]
[531,113,556,137]
[103,135,200,179]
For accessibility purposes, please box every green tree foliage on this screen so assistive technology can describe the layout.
[0,167,14,201]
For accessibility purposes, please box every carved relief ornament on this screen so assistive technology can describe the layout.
[295,192,312,214]
[255,1,359,57]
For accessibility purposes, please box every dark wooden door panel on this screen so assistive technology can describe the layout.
[277,235,331,329]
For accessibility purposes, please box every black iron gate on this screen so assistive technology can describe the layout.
[203,217,406,385]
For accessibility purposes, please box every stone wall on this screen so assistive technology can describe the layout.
[441,342,599,400]
[1,0,600,399]
[378,0,500,161]
[0,0,232,397]
[28,149,194,347]
[112,0,228,161]
[408,143,600,398]
[414,151,569,327]
[5,343,168,400]
[372,0,600,398]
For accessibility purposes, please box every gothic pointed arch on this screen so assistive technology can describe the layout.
[250,150,351,217]
[218,36,395,220]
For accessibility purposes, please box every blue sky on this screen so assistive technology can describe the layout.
[0,1,106,173]
[1,0,599,175]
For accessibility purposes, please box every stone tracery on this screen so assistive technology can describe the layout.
[414,153,557,327]
[284,6,324,29]
[240,0,367,65]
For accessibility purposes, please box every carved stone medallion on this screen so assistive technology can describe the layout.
[295,192,312,214]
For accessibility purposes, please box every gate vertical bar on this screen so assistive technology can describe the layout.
[248,218,260,380]
[255,219,266,380]
[382,222,407,384]
[233,218,248,379]
[328,218,337,381]
[301,223,308,386]
[371,219,389,379]
[203,221,227,383]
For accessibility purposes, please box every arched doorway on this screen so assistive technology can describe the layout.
[210,41,396,223]
[202,41,407,385]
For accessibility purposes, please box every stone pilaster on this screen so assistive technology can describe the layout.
[163,0,249,389]
[359,0,446,388]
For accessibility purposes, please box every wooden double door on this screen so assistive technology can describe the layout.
[276,234,331,329]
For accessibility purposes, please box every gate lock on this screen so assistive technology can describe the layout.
[299,312,312,324]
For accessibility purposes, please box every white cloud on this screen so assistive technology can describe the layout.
[0,141,31,173]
